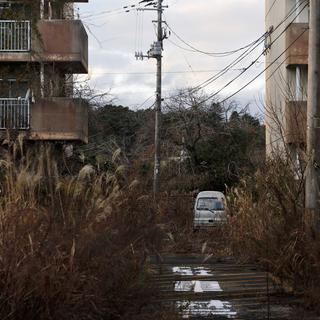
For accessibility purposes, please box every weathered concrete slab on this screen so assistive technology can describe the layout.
[150,255,319,320]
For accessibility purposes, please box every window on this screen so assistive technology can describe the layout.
[294,0,309,23]
[0,79,29,98]
[197,198,225,211]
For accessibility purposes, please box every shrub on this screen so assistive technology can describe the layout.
[227,157,320,310]
[0,142,163,319]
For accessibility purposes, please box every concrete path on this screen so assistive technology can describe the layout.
[149,255,319,319]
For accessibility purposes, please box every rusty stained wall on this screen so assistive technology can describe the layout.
[35,20,88,73]
[30,98,88,143]
[286,23,309,66]
[0,20,88,74]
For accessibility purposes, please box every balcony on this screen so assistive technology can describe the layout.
[30,98,88,143]
[285,23,309,66]
[285,100,307,145]
[0,20,88,73]
[0,97,88,143]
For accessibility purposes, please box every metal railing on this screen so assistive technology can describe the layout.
[0,98,30,129]
[0,20,31,52]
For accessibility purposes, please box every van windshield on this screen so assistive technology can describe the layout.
[197,197,224,211]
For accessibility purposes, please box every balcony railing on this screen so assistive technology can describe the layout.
[0,98,30,129]
[0,20,31,52]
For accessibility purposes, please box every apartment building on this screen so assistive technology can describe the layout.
[0,0,88,143]
[265,0,309,161]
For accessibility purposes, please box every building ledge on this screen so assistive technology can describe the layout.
[0,20,88,74]
[286,23,309,66]
[0,97,88,143]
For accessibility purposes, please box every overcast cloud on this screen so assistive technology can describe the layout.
[77,0,265,114]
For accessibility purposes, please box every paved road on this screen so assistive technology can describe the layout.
[149,255,319,319]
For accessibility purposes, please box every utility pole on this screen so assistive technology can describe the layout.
[153,0,163,196]
[306,0,320,223]
[135,0,167,197]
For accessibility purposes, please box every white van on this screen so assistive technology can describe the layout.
[193,191,226,228]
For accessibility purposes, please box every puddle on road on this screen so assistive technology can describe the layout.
[175,280,222,292]
[172,266,213,276]
[177,300,237,319]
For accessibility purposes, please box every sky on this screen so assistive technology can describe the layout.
[77,0,265,114]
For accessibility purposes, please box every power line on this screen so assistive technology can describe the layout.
[164,0,308,103]
[162,34,266,101]
[266,0,279,18]
[215,2,309,103]
[164,0,306,60]
[89,68,248,75]
[80,0,144,19]
[218,27,308,104]
[165,21,266,57]
[195,0,307,89]
[81,4,140,22]
[198,2,309,105]
[81,0,159,21]
[190,37,266,92]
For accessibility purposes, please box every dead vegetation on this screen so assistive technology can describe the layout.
[0,140,170,320]
[227,157,320,311]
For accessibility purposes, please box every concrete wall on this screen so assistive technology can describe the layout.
[265,0,288,155]
[30,97,88,143]
[286,23,309,66]
[265,0,309,156]
[36,20,88,73]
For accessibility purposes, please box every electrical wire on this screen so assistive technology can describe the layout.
[165,21,267,57]
[164,0,308,102]
[164,0,304,58]
[80,0,157,22]
[198,2,308,105]
[162,34,266,101]
[80,0,142,20]
[134,10,139,52]
[89,69,247,75]
[169,0,306,95]
[266,0,279,18]
[188,36,266,92]
[218,27,308,105]
[214,1,309,103]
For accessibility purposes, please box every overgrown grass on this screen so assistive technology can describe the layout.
[0,141,167,319]
[227,157,320,311]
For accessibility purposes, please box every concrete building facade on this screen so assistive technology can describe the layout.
[0,0,88,143]
[265,0,309,161]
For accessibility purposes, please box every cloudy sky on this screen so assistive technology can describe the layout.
[77,0,265,114]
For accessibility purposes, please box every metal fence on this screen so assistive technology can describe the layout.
[0,98,30,129]
[0,20,31,52]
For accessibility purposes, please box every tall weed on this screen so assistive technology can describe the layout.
[0,142,162,319]
[227,157,320,309]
